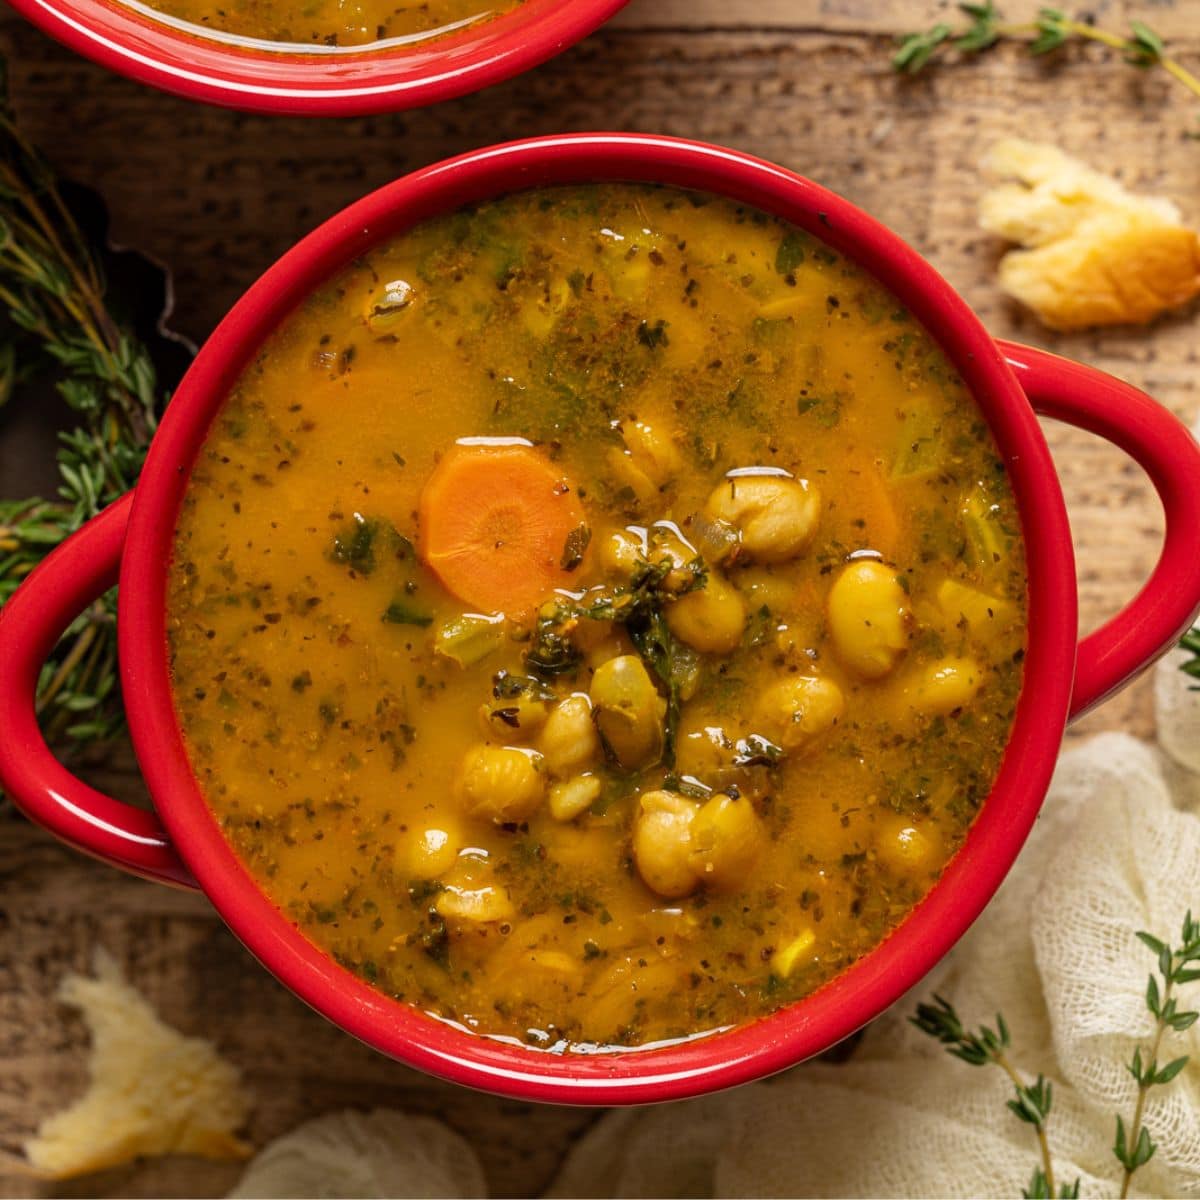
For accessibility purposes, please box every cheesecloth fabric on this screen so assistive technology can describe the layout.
[228,1109,486,1198]
[546,658,1200,1199]
[228,458,1200,1199]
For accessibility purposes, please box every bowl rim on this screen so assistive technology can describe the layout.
[5,0,629,116]
[120,132,1077,1104]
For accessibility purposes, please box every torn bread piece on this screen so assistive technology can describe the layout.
[980,138,1200,331]
[23,949,252,1179]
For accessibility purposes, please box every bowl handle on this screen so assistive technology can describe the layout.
[0,492,196,888]
[1001,340,1200,722]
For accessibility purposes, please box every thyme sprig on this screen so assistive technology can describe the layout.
[910,996,1079,1198]
[1181,627,1200,690]
[1114,913,1200,1197]
[894,5,1200,113]
[913,912,1199,1197]
[0,63,165,754]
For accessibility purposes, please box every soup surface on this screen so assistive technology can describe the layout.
[168,184,1027,1051]
[127,0,520,51]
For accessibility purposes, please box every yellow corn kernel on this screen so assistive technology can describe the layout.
[771,928,816,978]
[936,578,1017,636]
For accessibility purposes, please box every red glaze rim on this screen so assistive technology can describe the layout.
[120,134,1078,1103]
[5,0,628,116]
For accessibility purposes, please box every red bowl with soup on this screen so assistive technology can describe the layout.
[2,134,1199,1104]
[4,0,627,116]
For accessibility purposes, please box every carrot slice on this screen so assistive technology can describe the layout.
[418,443,588,615]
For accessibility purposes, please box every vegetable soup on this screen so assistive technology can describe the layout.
[127,0,521,50]
[167,184,1027,1051]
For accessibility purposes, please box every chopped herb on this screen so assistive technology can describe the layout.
[637,319,670,350]
[775,231,807,276]
[382,598,433,627]
[560,523,592,571]
[797,392,844,429]
[733,733,784,768]
[331,513,379,574]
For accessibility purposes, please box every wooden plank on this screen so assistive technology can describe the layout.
[1,7,1197,1195]
[612,0,1200,37]
[0,816,599,1199]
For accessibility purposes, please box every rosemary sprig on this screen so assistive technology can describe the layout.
[894,5,1200,113]
[911,996,1079,1198]
[1114,914,1200,1197]
[0,61,165,756]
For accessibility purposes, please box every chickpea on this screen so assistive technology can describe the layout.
[598,527,648,579]
[688,793,762,889]
[704,474,821,563]
[624,419,683,487]
[586,631,637,670]
[405,825,460,880]
[458,744,546,823]
[874,814,942,876]
[606,446,658,507]
[646,524,705,596]
[435,856,514,928]
[478,692,550,742]
[590,655,666,769]
[911,657,982,716]
[753,675,845,753]
[666,570,746,654]
[735,565,796,614]
[633,790,700,899]
[548,773,603,822]
[539,694,600,776]
[675,717,736,778]
[827,561,910,679]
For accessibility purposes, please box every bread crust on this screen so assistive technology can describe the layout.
[980,139,1200,331]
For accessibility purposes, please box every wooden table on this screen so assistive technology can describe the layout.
[2,2,1197,1194]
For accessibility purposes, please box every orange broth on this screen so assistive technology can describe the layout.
[167,184,1026,1051]
[129,0,521,50]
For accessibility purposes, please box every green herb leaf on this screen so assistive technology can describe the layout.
[1155,1055,1189,1085]
[637,319,670,350]
[1126,20,1164,67]
[560,522,592,571]
[1030,9,1069,54]
[1136,931,1167,956]
[332,514,380,574]
[893,23,953,73]
[774,231,807,276]
[382,598,433,627]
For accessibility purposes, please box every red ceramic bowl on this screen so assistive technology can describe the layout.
[6,0,627,115]
[3,134,1200,1104]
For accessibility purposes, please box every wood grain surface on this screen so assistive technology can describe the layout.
[1,0,1198,1194]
